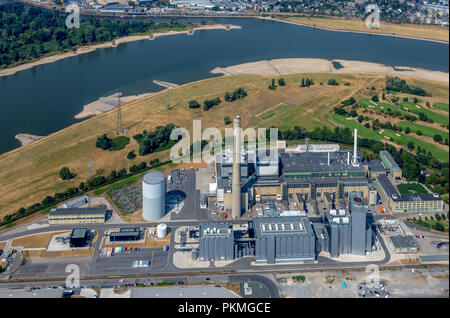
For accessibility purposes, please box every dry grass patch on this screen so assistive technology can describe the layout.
[11,231,66,249]
[22,248,94,258]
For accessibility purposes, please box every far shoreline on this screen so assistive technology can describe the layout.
[0,24,241,78]
[259,16,449,45]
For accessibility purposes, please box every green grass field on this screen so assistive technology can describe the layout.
[399,102,449,126]
[397,183,428,194]
[331,114,382,140]
[433,102,449,113]
[396,121,449,141]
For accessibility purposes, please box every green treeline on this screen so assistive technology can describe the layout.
[386,76,430,96]
[0,2,194,68]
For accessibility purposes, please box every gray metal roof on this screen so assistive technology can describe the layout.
[392,193,443,202]
[380,151,401,171]
[253,216,314,238]
[390,235,418,249]
[49,205,107,217]
[70,228,88,239]
[199,222,233,238]
[368,159,389,172]
[377,174,399,197]
[280,150,365,175]
[143,171,166,185]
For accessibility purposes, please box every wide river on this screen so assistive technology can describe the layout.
[0,16,448,154]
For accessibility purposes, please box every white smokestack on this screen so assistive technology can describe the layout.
[347,151,350,165]
[232,116,241,219]
[352,128,359,166]
[327,152,330,166]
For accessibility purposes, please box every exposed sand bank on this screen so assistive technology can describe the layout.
[0,24,241,78]
[211,58,449,83]
[15,134,45,146]
[74,92,153,119]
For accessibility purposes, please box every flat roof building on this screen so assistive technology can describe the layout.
[380,151,402,178]
[198,222,235,261]
[253,216,316,264]
[49,206,107,224]
[110,228,142,241]
[69,228,89,248]
[390,235,419,253]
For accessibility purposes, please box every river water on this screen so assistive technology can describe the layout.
[0,16,448,154]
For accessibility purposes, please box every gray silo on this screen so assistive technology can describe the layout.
[142,171,166,221]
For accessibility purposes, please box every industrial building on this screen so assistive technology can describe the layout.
[213,127,370,215]
[390,235,419,253]
[380,151,402,179]
[198,222,235,261]
[110,228,142,242]
[377,174,444,213]
[252,215,316,264]
[142,171,166,221]
[69,228,89,248]
[48,206,107,224]
[60,196,88,209]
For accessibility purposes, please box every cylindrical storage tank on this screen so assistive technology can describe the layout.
[156,223,167,238]
[142,171,166,221]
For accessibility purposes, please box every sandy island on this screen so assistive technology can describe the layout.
[15,134,45,146]
[211,58,449,83]
[0,24,241,78]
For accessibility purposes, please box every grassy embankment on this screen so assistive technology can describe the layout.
[0,73,448,221]
[274,15,449,42]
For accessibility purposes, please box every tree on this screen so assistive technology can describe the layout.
[96,134,112,150]
[371,95,379,102]
[433,134,443,143]
[224,116,231,125]
[59,166,73,180]
[407,142,415,150]
[358,115,364,123]
[434,222,445,232]
[404,127,411,134]
[327,79,339,86]
[268,78,276,90]
[416,130,422,136]
[278,78,286,86]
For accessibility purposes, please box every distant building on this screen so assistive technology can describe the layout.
[376,174,444,213]
[60,196,88,209]
[69,228,89,248]
[48,206,107,224]
[368,159,389,179]
[380,151,402,179]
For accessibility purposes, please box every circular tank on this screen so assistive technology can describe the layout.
[142,171,166,221]
[156,223,168,238]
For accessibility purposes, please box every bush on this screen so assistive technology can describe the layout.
[327,79,339,86]
[203,97,221,111]
[224,116,231,125]
[371,95,379,102]
[224,87,247,102]
[109,136,130,151]
[188,100,200,108]
[127,150,136,159]
[433,134,443,143]
[278,78,286,86]
[268,78,277,90]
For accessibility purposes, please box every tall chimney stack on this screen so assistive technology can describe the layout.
[232,116,242,219]
[352,128,358,166]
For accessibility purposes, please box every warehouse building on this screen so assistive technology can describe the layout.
[253,216,316,264]
[390,235,419,253]
[110,228,142,242]
[69,228,89,248]
[380,151,402,179]
[377,174,444,213]
[198,222,235,261]
[48,206,107,224]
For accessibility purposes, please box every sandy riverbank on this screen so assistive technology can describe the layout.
[0,24,241,78]
[211,58,449,83]
[74,92,153,119]
[15,134,45,147]
[259,16,449,44]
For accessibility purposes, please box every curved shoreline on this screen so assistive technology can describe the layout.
[211,58,449,83]
[0,24,241,78]
[259,16,449,45]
